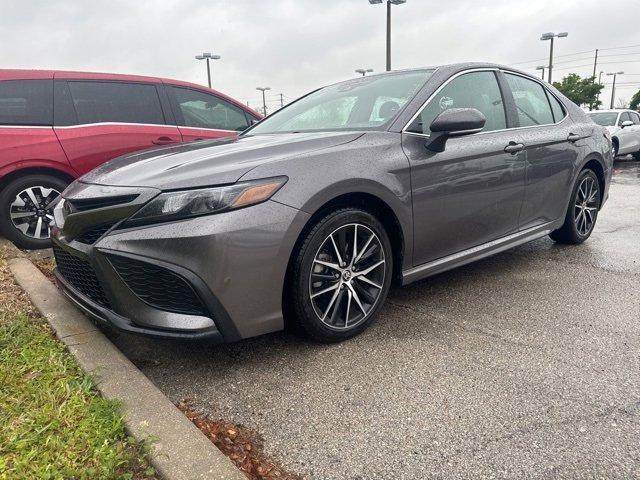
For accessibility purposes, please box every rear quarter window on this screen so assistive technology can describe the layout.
[0,79,53,126]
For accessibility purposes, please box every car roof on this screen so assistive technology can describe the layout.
[0,68,261,118]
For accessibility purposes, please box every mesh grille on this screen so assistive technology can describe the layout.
[53,245,111,308]
[76,223,114,244]
[108,255,207,316]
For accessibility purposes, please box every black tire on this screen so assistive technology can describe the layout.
[549,169,601,245]
[0,174,68,250]
[290,208,393,342]
[612,140,619,158]
[633,150,640,161]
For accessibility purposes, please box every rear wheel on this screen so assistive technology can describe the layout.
[549,169,600,245]
[0,174,68,249]
[291,208,393,342]
[633,150,640,160]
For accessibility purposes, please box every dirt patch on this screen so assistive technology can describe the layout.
[177,400,302,480]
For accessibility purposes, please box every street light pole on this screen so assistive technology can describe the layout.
[195,52,221,88]
[256,87,271,116]
[606,72,624,109]
[368,0,406,72]
[355,68,374,76]
[540,32,568,83]
[536,66,546,80]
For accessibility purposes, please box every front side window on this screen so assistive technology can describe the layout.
[0,79,52,126]
[504,73,554,127]
[630,112,640,125]
[411,71,507,135]
[172,87,250,131]
[247,70,432,135]
[619,112,631,125]
[588,112,619,126]
[67,81,165,125]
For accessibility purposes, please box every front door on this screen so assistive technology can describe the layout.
[402,70,526,266]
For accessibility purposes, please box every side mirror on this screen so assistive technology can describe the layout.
[425,108,486,152]
[621,120,634,128]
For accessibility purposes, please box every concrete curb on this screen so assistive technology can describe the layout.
[8,257,245,480]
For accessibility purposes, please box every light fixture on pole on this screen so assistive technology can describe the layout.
[195,52,221,88]
[606,72,624,109]
[540,32,568,83]
[256,87,271,116]
[368,0,406,71]
[355,68,374,76]
[536,65,546,80]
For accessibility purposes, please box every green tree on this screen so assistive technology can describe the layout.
[552,73,603,110]
[630,90,640,110]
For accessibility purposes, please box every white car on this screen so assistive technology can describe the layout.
[588,109,640,159]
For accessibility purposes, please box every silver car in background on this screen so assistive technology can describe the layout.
[588,109,640,158]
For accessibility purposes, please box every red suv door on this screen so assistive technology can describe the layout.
[166,85,256,142]
[53,79,181,176]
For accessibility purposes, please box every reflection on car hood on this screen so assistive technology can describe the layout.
[79,132,364,190]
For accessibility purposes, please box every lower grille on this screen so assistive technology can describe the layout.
[108,255,207,316]
[76,223,114,244]
[53,245,111,309]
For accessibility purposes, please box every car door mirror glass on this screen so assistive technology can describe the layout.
[425,108,486,152]
[621,120,634,128]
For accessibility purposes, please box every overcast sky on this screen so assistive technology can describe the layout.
[1,0,640,111]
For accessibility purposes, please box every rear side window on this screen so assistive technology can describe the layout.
[171,87,250,131]
[547,93,566,122]
[67,81,165,125]
[630,112,640,125]
[413,71,507,134]
[0,80,52,126]
[504,73,554,127]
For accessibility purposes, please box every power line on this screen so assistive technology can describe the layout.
[509,42,640,67]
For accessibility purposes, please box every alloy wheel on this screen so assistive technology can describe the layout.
[573,176,599,236]
[309,223,386,330]
[10,186,60,239]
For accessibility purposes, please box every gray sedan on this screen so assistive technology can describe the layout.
[51,62,613,343]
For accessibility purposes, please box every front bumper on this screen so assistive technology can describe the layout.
[52,199,310,341]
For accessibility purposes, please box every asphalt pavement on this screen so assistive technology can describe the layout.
[109,160,640,479]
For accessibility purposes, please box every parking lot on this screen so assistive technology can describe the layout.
[102,159,638,479]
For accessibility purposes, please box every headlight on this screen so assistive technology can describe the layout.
[123,176,287,227]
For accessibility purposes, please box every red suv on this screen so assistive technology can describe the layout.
[0,69,261,249]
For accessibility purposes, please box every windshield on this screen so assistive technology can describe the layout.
[246,70,433,135]
[588,112,618,126]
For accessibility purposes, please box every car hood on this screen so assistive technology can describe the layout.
[79,132,364,190]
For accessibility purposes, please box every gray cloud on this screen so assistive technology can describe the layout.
[1,0,639,109]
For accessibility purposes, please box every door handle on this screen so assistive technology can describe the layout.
[567,133,582,142]
[152,136,178,145]
[504,142,525,154]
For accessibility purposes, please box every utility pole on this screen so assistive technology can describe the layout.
[256,87,271,116]
[606,72,624,109]
[355,68,374,76]
[592,49,598,78]
[540,32,568,84]
[278,93,284,108]
[596,71,604,106]
[368,0,406,72]
[195,52,221,88]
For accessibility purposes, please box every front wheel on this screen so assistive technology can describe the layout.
[549,169,601,245]
[291,208,393,342]
[0,174,68,250]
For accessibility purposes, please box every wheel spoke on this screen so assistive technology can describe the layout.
[10,211,36,220]
[311,282,340,299]
[353,233,374,265]
[329,234,345,267]
[344,290,352,328]
[348,284,367,315]
[321,286,342,320]
[314,259,341,271]
[351,224,358,266]
[329,288,346,324]
[355,275,382,289]
[354,260,385,278]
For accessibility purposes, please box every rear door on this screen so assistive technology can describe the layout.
[616,112,639,154]
[501,72,578,229]
[628,111,640,153]
[166,85,251,142]
[53,80,181,175]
